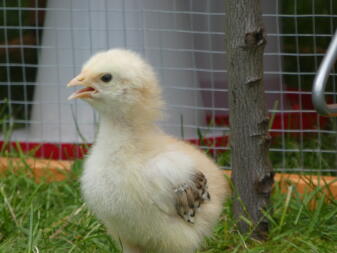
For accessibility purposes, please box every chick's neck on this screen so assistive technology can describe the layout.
[95,113,158,148]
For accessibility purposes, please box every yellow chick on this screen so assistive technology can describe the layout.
[67,49,229,253]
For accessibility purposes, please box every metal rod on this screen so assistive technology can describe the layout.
[312,30,337,116]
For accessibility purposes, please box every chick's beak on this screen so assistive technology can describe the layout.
[67,74,97,100]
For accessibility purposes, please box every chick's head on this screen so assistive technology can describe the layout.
[67,49,163,122]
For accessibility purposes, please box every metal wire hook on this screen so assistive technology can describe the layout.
[312,30,337,117]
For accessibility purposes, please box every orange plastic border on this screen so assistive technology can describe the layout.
[0,157,72,182]
[1,157,337,199]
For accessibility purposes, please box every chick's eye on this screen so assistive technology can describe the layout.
[101,73,113,83]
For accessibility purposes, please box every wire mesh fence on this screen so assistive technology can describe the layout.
[0,0,337,174]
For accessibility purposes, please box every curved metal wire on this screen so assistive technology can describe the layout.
[312,30,337,117]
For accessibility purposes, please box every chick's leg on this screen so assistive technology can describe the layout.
[106,229,142,253]
[122,242,143,253]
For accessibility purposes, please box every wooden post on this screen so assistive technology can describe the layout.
[225,0,274,239]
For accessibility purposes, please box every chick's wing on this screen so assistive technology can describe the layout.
[144,151,210,223]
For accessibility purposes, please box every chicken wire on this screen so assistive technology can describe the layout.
[0,0,337,174]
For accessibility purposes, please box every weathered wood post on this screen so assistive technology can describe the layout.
[225,0,274,239]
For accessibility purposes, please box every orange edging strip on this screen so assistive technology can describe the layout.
[0,157,72,182]
[275,173,337,201]
[1,157,337,200]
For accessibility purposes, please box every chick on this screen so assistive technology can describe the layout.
[67,49,229,253]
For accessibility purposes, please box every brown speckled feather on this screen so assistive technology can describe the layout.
[174,171,210,223]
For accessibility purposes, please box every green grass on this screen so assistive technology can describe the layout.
[1,158,337,252]
[0,160,118,253]
[205,184,337,253]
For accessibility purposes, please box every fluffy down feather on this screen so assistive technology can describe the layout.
[67,49,230,253]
